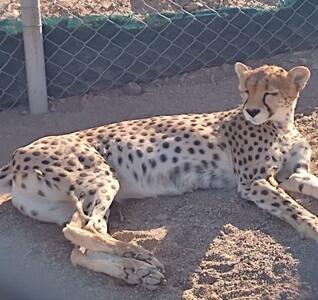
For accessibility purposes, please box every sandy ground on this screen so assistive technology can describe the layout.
[0,0,278,19]
[0,49,318,300]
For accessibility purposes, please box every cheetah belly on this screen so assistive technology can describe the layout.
[113,153,236,200]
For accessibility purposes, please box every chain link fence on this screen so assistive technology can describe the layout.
[0,0,318,110]
[0,1,26,110]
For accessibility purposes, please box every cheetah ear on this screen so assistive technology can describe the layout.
[234,62,250,81]
[288,66,310,91]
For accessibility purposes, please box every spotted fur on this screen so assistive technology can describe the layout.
[0,63,317,289]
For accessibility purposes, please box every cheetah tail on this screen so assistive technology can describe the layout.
[0,163,12,195]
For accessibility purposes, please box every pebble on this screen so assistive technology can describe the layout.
[49,105,57,112]
[123,82,143,95]
[185,2,203,11]
[180,73,188,81]
[21,109,29,115]
[210,74,217,86]
[152,79,162,87]
[223,223,237,234]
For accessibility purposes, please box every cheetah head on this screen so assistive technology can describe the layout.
[234,62,310,125]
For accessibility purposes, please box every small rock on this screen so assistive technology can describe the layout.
[188,73,197,80]
[293,51,306,57]
[184,1,203,11]
[103,2,115,10]
[210,74,217,86]
[198,272,218,285]
[21,109,29,115]
[180,73,188,81]
[223,223,237,234]
[49,105,57,112]
[123,82,143,96]
[152,79,162,87]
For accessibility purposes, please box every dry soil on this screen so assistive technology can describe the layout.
[0,0,279,19]
[0,49,318,300]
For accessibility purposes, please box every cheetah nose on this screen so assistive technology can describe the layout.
[246,109,260,118]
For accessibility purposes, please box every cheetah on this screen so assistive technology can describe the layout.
[0,62,318,289]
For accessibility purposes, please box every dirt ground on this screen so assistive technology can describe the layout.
[0,0,278,19]
[0,49,318,300]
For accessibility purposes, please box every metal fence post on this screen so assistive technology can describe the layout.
[21,0,48,114]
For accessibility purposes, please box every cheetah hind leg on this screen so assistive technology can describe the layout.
[64,226,166,289]
[63,170,165,289]
[0,164,12,204]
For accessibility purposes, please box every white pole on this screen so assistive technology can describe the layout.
[21,0,48,114]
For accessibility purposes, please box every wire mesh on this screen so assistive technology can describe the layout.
[0,0,318,109]
[0,2,26,110]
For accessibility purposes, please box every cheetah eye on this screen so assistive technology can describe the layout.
[240,90,249,101]
[264,92,278,98]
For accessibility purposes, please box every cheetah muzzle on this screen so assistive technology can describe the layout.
[1,62,318,289]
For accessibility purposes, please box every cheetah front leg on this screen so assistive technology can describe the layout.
[240,178,318,242]
[279,172,318,200]
[278,139,318,199]
[63,164,165,289]
[278,145,318,200]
